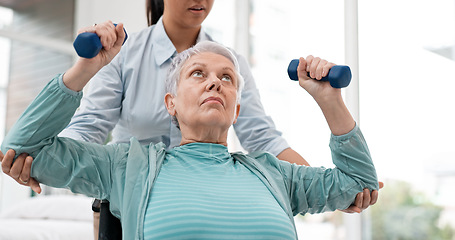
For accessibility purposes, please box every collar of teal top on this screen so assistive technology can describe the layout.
[169,142,231,163]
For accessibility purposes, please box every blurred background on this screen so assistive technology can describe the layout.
[0,0,454,239]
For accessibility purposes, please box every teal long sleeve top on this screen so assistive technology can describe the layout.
[1,75,379,239]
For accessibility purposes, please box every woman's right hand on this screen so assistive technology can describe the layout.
[63,21,126,92]
[0,150,41,194]
[76,21,126,68]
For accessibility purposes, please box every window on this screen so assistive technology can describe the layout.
[0,6,13,143]
[359,0,455,239]
[0,5,13,213]
[207,0,455,239]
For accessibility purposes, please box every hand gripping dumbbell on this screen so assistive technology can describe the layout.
[287,59,351,88]
[73,23,128,59]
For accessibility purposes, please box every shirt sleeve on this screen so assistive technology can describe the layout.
[58,53,124,144]
[233,53,290,156]
[1,75,123,199]
[270,125,379,215]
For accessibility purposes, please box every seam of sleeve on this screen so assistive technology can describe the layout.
[57,74,84,98]
[330,123,359,146]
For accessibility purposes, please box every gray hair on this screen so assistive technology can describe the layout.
[165,41,245,128]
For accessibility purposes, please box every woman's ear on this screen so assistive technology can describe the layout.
[164,93,176,116]
[232,103,240,124]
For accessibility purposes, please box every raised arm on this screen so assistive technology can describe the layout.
[287,56,378,214]
[230,53,380,212]
[0,22,126,194]
[0,75,122,198]
[58,28,127,143]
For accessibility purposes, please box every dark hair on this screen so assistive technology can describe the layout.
[146,0,164,26]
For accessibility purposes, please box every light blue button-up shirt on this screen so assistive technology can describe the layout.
[60,18,289,155]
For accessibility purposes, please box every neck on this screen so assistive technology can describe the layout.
[162,16,201,53]
[179,125,229,147]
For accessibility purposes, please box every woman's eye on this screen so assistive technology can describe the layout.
[221,75,232,82]
[192,71,203,78]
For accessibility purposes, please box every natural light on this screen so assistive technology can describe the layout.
[208,0,455,239]
[0,0,454,239]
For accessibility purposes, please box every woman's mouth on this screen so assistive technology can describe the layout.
[202,97,224,106]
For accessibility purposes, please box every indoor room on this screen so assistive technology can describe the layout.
[0,0,454,239]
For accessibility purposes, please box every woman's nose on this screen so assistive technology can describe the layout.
[206,75,221,92]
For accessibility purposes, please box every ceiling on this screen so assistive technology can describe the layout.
[0,0,52,10]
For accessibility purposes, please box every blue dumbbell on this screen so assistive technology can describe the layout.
[73,24,128,59]
[287,59,351,88]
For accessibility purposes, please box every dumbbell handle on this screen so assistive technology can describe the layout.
[287,59,351,88]
[73,24,128,59]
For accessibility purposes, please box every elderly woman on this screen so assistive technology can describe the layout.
[1,25,378,239]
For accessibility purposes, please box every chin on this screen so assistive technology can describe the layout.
[200,118,231,129]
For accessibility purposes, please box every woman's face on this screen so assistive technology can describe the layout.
[163,0,214,29]
[165,52,240,132]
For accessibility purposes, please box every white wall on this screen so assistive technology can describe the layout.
[75,0,147,38]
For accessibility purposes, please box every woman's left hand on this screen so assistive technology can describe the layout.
[296,56,340,103]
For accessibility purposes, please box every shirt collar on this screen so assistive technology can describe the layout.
[152,17,213,66]
[171,142,231,164]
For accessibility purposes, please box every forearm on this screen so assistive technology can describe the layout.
[63,58,104,91]
[315,93,356,136]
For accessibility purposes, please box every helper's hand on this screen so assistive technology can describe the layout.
[0,149,41,194]
[341,182,384,213]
